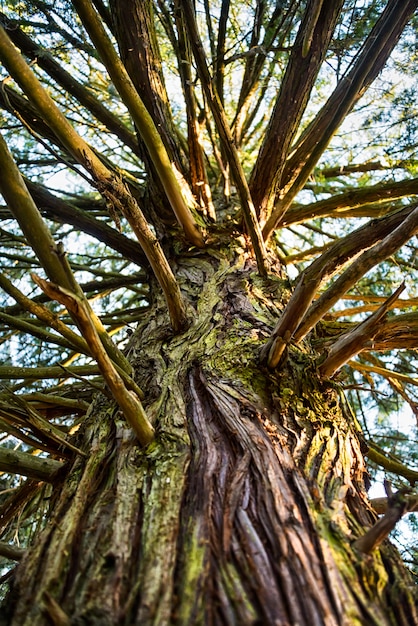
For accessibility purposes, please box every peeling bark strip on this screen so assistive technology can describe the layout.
[4,258,417,625]
[179,368,346,625]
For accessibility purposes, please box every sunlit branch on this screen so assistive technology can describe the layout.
[347,360,418,388]
[0,29,188,332]
[264,204,417,368]
[281,177,418,226]
[0,364,101,380]
[0,389,86,456]
[0,447,64,482]
[181,0,267,276]
[371,494,418,515]
[262,0,418,238]
[318,283,405,378]
[0,11,140,155]
[294,206,418,341]
[71,0,204,249]
[33,276,154,447]
[250,0,344,222]
[0,130,133,371]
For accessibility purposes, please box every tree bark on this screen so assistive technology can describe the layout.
[2,248,417,625]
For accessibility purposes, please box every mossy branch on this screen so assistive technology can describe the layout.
[0,131,132,371]
[318,283,406,378]
[0,447,64,482]
[0,540,25,561]
[0,25,188,333]
[32,275,154,447]
[71,0,204,249]
[365,442,418,484]
[181,0,268,276]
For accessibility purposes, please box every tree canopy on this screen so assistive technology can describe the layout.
[0,0,418,618]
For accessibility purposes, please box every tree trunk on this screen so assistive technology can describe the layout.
[2,248,417,625]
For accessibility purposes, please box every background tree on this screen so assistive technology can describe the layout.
[0,0,418,623]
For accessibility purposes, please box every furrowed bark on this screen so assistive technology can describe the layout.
[3,253,417,625]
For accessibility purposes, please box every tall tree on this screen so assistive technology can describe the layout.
[0,1,418,624]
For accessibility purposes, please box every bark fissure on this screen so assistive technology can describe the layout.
[3,256,417,625]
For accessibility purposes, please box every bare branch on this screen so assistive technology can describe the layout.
[294,206,418,341]
[354,490,408,554]
[318,283,406,378]
[0,447,64,482]
[281,177,418,226]
[250,0,344,221]
[263,0,418,238]
[32,276,154,446]
[71,0,204,248]
[181,0,268,276]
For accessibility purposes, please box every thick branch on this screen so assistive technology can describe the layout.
[0,28,188,332]
[263,0,418,237]
[108,0,185,170]
[294,206,418,341]
[181,0,268,276]
[318,283,405,378]
[281,177,418,226]
[0,541,25,561]
[71,0,204,248]
[0,11,139,155]
[33,276,154,446]
[263,204,416,368]
[250,0,344,220]
[0,447,64,482]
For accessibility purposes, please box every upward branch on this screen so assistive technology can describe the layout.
[249,0,344,221]
[0,24,188,332]
[262,0,418,238]
[71,0,204,249]
[180,0,268,276]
